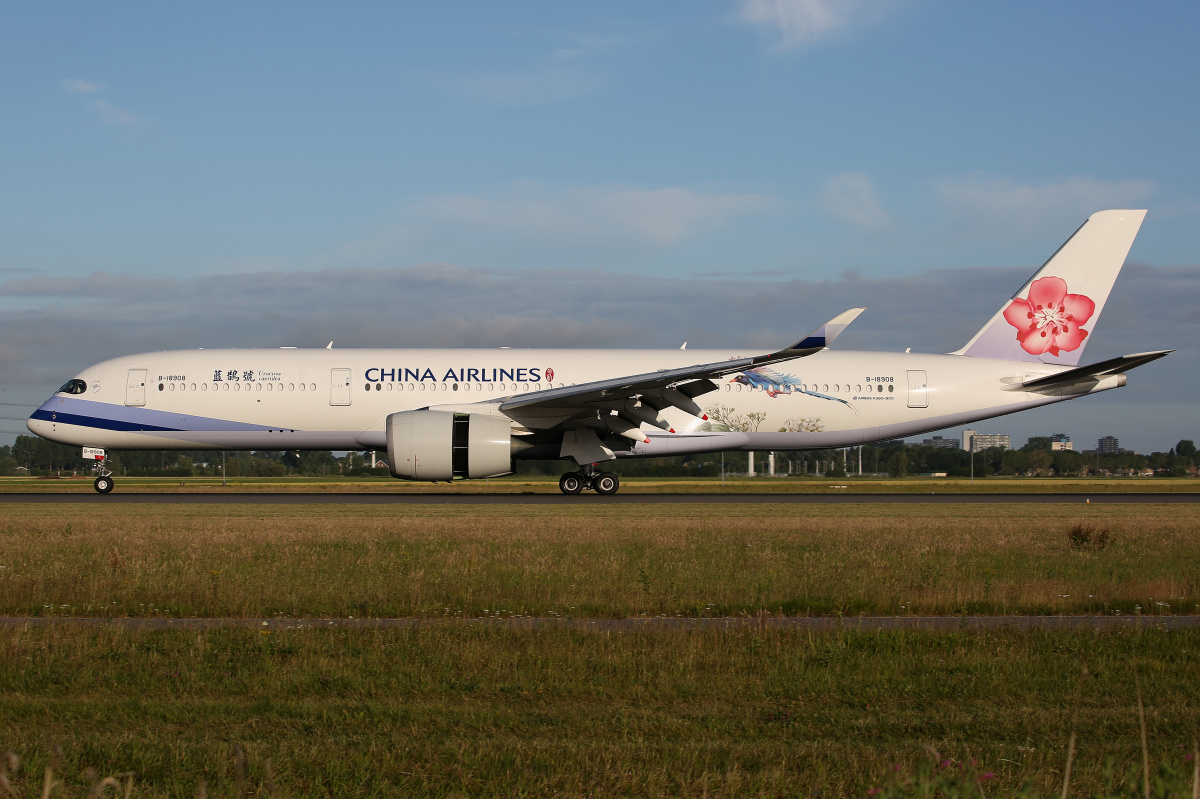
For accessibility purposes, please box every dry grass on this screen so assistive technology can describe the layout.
[0,503,1196,618]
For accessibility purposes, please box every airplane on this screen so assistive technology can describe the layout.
[28,209,1170,495]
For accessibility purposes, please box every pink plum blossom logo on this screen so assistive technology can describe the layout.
[1002,276,1095,357]
[545,367,554,382]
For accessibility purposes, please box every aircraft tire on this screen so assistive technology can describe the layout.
[559,473,584,495]
[593,472,620,495]
[94,476,114,494]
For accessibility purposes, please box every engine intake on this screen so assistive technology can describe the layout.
[386,410,514,481]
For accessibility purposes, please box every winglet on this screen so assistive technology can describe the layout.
[783,308,865,353]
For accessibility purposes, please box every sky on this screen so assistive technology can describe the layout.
[0,1,1197,452]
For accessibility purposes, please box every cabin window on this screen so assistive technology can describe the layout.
[159,383,164,391]
[476,383,483,392]
[823,384,829,392]
[452,383,459,391]
[223,383,230,392]
[856,384,861,393]
[877,384,883,393]
[375,383,381,391]
[201,383,208,392]
[888,384,894,393]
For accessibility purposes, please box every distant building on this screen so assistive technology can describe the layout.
[1050,433,1073,451]
[921,435,960,449]
[963,429,1010,452]
[1097,435,1121,455]
[971,433,1011,452]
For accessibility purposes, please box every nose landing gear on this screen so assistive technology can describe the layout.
[558,464,620,495]
[89,451,115,494]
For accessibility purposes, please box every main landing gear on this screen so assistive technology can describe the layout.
[558,464,620,495]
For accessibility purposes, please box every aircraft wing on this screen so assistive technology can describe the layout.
[496,309,864,447]
[1019,350,1172,390]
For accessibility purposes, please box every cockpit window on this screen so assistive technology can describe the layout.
[57,379,87,395]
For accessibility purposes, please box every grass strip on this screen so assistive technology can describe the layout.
[0,503,1196,618]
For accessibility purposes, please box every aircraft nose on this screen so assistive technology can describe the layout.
[27,398,54,434]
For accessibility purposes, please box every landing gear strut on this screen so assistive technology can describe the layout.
[92,455,115,494]
[558,464,620,495]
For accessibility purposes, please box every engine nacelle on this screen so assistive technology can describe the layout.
[386,410,514,481]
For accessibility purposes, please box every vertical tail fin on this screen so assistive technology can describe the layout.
[953,209,1146,365]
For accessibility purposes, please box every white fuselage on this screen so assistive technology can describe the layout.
[28,347,1122,458]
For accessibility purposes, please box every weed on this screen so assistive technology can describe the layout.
[1069,523,1112,551]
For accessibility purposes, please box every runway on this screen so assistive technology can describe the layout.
[1,615,1195,631]
[0,491,1197,504]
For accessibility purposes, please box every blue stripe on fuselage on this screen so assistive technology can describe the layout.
[31,397,279,433]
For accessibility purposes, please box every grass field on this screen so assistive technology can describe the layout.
[2,501,1197,796]
[2,474,1198,493]
[0,503,1195,619]
[0,625,1196,797]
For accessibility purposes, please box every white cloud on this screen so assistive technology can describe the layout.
[60,79,145,126]
[89,98,144,126]
[821,173,894,231]
[937,174,1156,235]
[62,78,103,94]
[735,0,891,50]
[413,184,774,246]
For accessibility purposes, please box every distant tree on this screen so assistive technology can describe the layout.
[1022,436,1053,452]
[0,457,16,476]
[1176,439,1197,460]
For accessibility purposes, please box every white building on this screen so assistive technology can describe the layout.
[963,429,1011,452]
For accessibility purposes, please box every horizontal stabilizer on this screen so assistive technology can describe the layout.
[1020,350,1172,390]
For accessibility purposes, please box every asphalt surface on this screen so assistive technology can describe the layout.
[1,615,1195,631]
[0,491,1196,504]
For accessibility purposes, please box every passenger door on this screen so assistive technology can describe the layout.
[906,370,928,408]
[330,368,352,406]
[125,369,147,406]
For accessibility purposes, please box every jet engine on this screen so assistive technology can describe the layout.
[386,410,514,481]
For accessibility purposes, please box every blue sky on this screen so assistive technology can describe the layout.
[0,1,1197,451]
